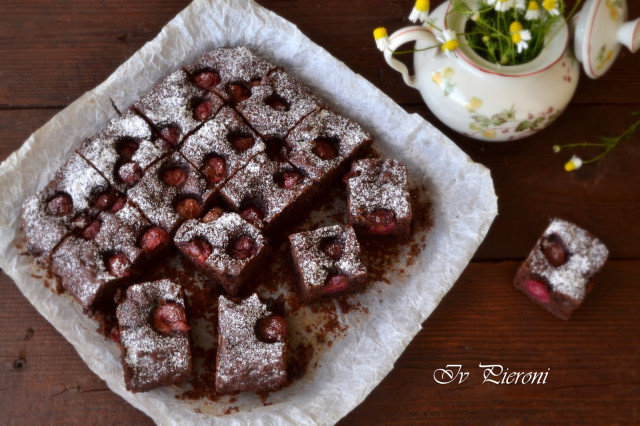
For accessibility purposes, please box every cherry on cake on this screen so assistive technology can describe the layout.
[185,46,277,102]
[289,224,368,302]
[179,106,265,190]
[174,211,267,296]
[116,279,192,392]
[345,158,413,237]
[514,218,609,320]
[133,70,224,147]
[216,294,287,394]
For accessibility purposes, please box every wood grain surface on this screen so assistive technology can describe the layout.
[1,0,638,424]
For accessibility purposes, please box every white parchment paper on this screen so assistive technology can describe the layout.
[0,0,498,424]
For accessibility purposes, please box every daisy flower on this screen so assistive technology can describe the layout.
[564,155,583,172]
[525,1,541,20]
[515,0,527,11]
[510,21,532,53]
[409,0,430,24]
[440,30,459,54]
[488,0,516,12]
[373,27,389,52]
[542,0,560,16]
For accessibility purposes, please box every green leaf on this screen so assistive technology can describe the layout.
[515,121,532,132]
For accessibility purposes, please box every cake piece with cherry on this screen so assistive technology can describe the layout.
[286,109,372,184]
[235,69,324,140]
[133,70,223,147]
[128,152,215,234]
[345,158,412,238]
[179,107,264,190]
[216,294,287,394]
[289,224,367,303]
[185,46,276,102]
[514,218,609,320]
[116,279,192,392]
[219,152,315,233]
[174,211,267,296]
[77,111,166,191]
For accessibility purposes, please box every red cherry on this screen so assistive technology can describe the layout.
[116,138,139,161]
[281,171,303,189]
[255,315,288,343]
[47,194,73,216]
[364,209,397,235]
[541,236,567,267]
[161,167,187,187]
[160,126,180,145]
[229,133,255,152]
[202,207,225,223]
[194,99,213,121]
[312,138,337,160]
[525,279,551,304]
[153,302,189,334]
[81,220,101,240]
[228,83,250,103]
[140,227,170,254]
[230,237,256,260]
[193,71,221,90]
[175,198,203,219]
[117,162,143,185]
[320,238,344,260]
[110,194,127,213]
[201,156,226,184]
[94,191,116,212]
[322,274,350,295]
[108,253,132,278]
[180,239,212,264]
[240,205,263,227]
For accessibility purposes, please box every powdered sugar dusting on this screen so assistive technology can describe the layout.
[528,218,609,301]
[185,47,276,100]
[289,224,366,288]
[286,109,372,181]
[134,70,223,143]
[116,279,191,391]
[347,158,411,220]
[216,294,286,392]
[95,202,149,265]
[220,153,314,227]
[236,70,324,139]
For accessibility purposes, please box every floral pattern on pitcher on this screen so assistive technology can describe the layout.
[431,67,456,96]
[605,0,622,21]
[596,45,614,69]
[468,105,561,139]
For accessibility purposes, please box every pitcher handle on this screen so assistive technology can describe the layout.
[383,26,438,89]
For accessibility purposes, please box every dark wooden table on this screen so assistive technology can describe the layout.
[1,1,639,424]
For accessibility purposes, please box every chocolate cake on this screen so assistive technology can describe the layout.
[77,111,166,191]
[289,224,368,302]
[286,109,373,184]
[21,153,111,264]
[133,70,224,147]
[345,158,412,237]
[128,152,215,234]
[179,106,265,190]
[219,152,315,232]
[174,212,267,296]
[514,218,609,320]
[116,279,192,392]
[216,294,287,394]
[235,69,324,140]
[185,46,277,102]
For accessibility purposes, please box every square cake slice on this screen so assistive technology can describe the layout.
[179,107,264,190]
[128,152,215,234]
[76,111,166,191]
[286,109,373,183]
[185,46,276,102]
[235,69,324,140]
[514,218,609,320]
[174,212,267,296]
[133,69,223,147]
[289,224,368,302]
[116,279,192,392]
[345,158,412,237]
[219,153,315,232]
[216,294,287,394]
[20,154,111,264]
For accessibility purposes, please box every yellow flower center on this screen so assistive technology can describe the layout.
[442,39,459,52]
[510,21,523,33]
[528,1,540,10]
[414,0,430,12]
[512,33,522,43]
[564,160,577,172]
[373,27,388,40]
[543,0,557,11]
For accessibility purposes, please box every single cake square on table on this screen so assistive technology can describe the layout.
[345,158,413,237]
[76,111,166,191]
[216,294,287,394]
[285,109,373,184]
[174,211,267,296]
[235,69,324,140]
[133,69,224,147]
[20,153,111,264]
[184,46,277,102]
[128,152,215,234]
[219,152,315,232]
[514,218,609,320]
[116,279,192,392]
[179,107,264,190]
[289,224,368,302]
